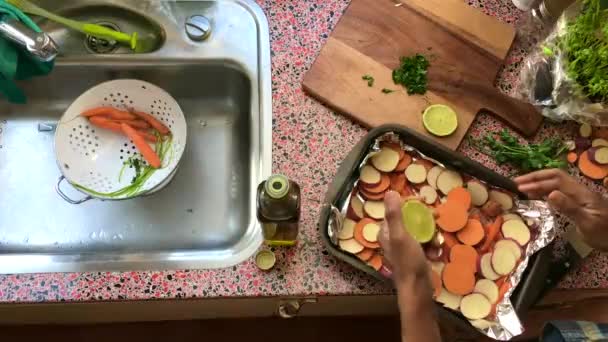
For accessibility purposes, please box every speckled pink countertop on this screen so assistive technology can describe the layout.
[0,0,605,303]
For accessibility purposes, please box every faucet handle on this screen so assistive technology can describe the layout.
[0,18,58,62]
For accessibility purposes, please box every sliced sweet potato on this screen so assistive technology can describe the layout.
[442,262,476,296]
[361,174,390,194]
[436,170,464,195]
[457,219,485,246]
[579,149,608,179]
[436,202,469,232]
[367,253,383,271]
[460,293,491,320]
[488,190,513,211]
[339,238,364,254]
[359,187,385,201]
[389,172,407,192]
[371,147,400,172]
[481,199,502,217]
[382,142,405,159]
[339,218,356,240]
[588,146,608,165]
[394,153,413,172]
[450,244,479,273]
[415,159,435,171]
[356,248,374,262]
[359,165,381,185]
[466,180,488,207]
[347,193,365,220]
[447,187,471,210]
[405,164,427,184]
[354,218,381,249]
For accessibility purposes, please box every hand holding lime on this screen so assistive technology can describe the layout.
[401,200,436,243]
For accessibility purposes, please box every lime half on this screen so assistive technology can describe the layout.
[422,104,458,137]
[401,200,436,243]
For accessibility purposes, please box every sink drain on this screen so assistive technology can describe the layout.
[84,22,121,54]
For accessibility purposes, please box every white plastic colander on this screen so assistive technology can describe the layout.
[54,79,187,204]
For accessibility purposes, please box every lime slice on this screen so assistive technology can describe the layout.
[401,200,436,243]
[422,104,458,137]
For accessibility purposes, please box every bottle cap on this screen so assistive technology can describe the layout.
[265,174,290,199]
[255,250,276,271]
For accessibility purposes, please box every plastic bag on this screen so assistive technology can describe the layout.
[517,1,608,126]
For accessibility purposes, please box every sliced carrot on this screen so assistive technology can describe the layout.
[457,219,485,246]
[442,262,475,296]
[415,159,434,171]
[430,270,442,298]
[449,244,478,273]
[578,149,608,180]
[479,216,504,253]
[81,106,136,120]
[120,123,161,168]
[354,218,381,249]
[389,172,407,192]
[362,174,390,194]
[567,152,578,164]
[367,253,383,271]
[447,187,471,210]
[394,153,413,172]
[129,109,170,135]
[356,248,374,262]
[359,187,385,201]
[436,202,469,232]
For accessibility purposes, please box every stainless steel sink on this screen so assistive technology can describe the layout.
[0,0,271,273]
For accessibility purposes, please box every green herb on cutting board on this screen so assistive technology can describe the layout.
[392,53,430,95]
[381,88,395,94]
[362,74,375,87]
[469,129,568,172]
[554,0,608,102]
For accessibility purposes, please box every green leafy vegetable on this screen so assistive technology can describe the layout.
[558,0,608,102]
[362,74,375,87]
[73,134,173,198]
[392,53,430,95]
[469,129,568,172]
[381,88,395,94]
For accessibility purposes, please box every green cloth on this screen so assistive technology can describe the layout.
[0,0,53,104]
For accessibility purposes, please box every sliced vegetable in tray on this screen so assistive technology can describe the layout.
[333,136,550,331]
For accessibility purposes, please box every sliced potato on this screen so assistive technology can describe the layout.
[470,319,497,330]
[339,218,356,240]
[437,287,463,310]
[474,279,499,303]
[360,165,381,185]
[466,180,488,207]
[489,190,513,211]
[588,146,608,165]
[420,185,438,204]
[371,148,400,172]
[502,213,523,222]
[480,253,500,281]
[364,200,385,220]
[460,293,491,320]
[430,261,445,274]
[495,239,522,260]
[339,238,364,254]
[436,170,463,195]
[362,222,381,243]
[350,195,365,219]
[405,164,427,184]
[481,199,502,217]
[592,138,608,147]
[491,247,517,275]
[427,166,444,189]
[580,123,592,138]
[501,219,531,246]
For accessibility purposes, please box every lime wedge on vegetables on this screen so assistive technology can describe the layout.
[423,104,458,137]
[401,200,436,243]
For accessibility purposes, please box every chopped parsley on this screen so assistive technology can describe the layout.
[381,88,395,94]
[362,74,375,87]
[392,53,430,95]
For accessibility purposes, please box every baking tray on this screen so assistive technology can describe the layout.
[318,125,553,336]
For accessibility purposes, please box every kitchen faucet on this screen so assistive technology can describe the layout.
[0,17,58,61]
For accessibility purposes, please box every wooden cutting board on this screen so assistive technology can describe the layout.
[303,0,543,149]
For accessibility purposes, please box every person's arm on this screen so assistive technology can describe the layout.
[381,191,442,342]
[514,169,608,251]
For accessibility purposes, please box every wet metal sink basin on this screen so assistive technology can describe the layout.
[0,0,271,273]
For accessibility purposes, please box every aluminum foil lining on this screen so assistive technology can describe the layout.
[327,132,557,340]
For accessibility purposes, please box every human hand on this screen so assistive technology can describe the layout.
[379,191,431,289]
[515,169,608,251]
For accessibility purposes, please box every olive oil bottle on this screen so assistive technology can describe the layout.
[256,174,301,246]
